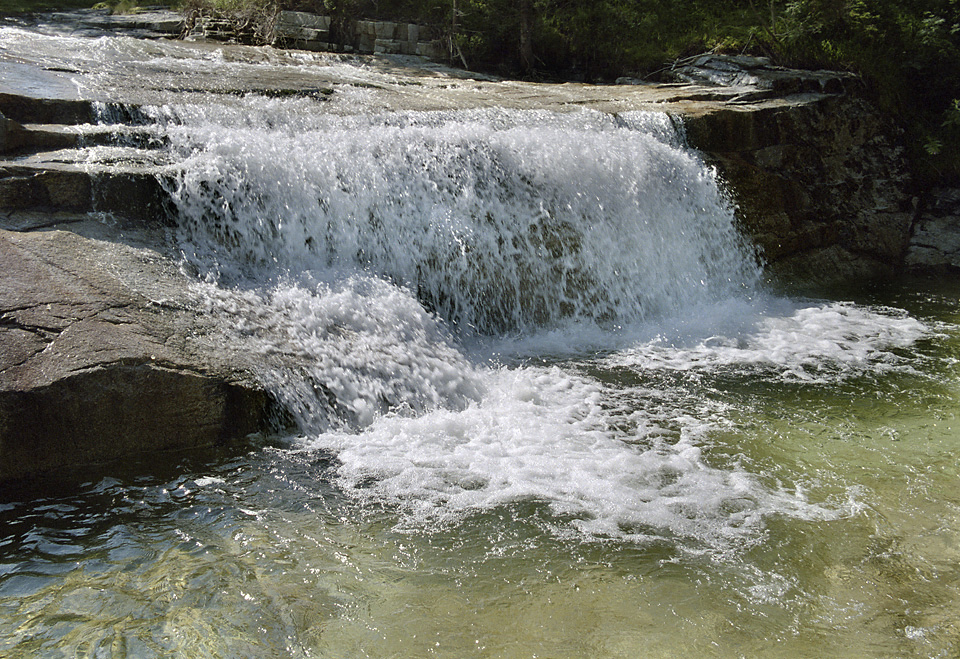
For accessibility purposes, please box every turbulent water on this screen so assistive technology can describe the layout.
[2,25,960,658]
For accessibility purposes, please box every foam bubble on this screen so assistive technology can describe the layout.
[601,300,929,383]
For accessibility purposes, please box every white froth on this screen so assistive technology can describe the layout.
[301,366,841,548]
[156,105,760,333]
[600,300,928,382]
[307,368,839,549]
[189,275,484,432]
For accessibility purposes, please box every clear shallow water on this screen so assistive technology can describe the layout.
[2,27,960,657]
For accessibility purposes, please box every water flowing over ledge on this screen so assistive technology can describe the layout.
[0,15,918,284]
[0,21,920,489]
[5,20,960,659]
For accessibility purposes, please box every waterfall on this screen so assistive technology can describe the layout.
[78,87,908,547]
[156,102,762,335]
[70,90,917,546]
[5,30,956,654]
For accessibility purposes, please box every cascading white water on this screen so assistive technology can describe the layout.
[155,103,762,333]
[0,40,918,547]
[137,97,901,549]
[117,95,930,549]
[8,30,960,657]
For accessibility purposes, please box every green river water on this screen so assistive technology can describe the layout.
[2,279,958,659]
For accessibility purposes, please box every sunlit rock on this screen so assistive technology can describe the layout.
[906,188,960,271]
[0,224,273,483]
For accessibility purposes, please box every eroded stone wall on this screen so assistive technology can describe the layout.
[187,10,444,58]
[684,81,916,287]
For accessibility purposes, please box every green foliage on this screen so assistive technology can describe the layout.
[0,0,105,13]
[764,0,960,183]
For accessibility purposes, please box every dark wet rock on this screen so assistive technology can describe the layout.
[905,188,960,271]
[0,162,166,221]
[0,92,96,126]
[0,164,91,211]
[0,118,80,154]
[0,113,26,152]
[682,78,914,285]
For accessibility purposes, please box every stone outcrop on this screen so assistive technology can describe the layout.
[0,218,274,483]
[905,188,960,271]
[183,8,444,58]
[270,11,441,58]
[677,56,916,286]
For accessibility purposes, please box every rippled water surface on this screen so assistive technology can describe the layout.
[2,282,959,659]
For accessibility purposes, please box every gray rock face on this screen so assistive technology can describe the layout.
[905,188,960,271]
[679,57,916,286]
[0,220,273,483]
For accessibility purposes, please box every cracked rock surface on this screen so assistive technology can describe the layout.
[0,217,271,484]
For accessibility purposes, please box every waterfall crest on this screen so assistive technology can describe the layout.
[158,103,761,334]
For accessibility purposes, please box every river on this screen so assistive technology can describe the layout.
[1,24,958,658]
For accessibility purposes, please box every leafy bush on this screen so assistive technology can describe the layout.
[769,0,960,183]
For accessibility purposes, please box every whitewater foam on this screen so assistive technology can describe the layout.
[146,100,901,550]
[599,299,929,383]
[188,275,484,433]
[299,364,847,551]
[154,105,760,332]
[7,63,919,550]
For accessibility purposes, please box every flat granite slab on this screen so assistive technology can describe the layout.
[0,217,272,484]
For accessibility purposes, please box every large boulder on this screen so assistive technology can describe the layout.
[679,57,916,286]
[0,219,273,483]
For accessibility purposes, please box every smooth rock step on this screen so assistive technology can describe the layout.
[0,162,168,222]
[0,224,274,484]
[1,123,81,153]
[0,93,96,126]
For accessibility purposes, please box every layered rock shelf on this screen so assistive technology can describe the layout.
[1,10,954,485]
